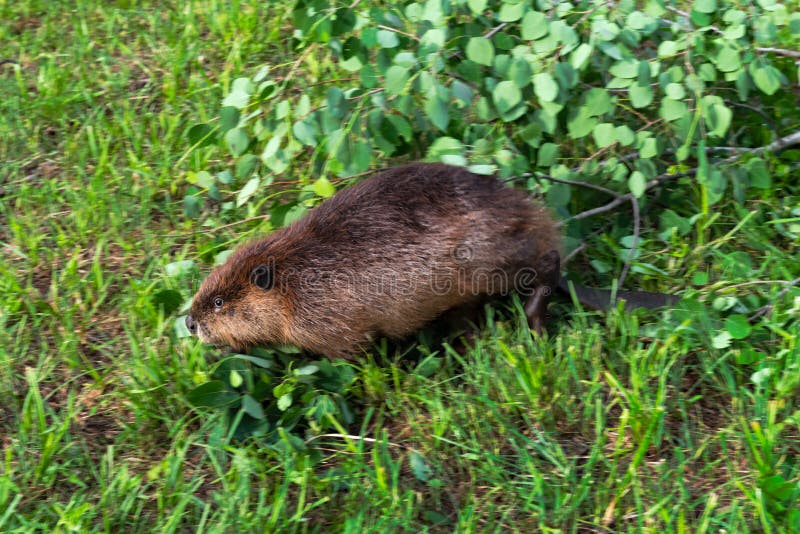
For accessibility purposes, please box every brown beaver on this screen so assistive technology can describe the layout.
[186,162,674,358]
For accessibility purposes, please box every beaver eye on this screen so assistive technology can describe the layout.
[213,297,224,308]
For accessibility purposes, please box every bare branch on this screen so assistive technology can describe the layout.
[722,130,800,162]
[569,170,695,221]
[618,194,640,288]
[755,47,800,59]
[530,173,621,197]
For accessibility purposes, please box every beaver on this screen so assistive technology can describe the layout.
[186,162,674,358]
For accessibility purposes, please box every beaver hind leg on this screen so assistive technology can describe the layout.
[522,249,560,334]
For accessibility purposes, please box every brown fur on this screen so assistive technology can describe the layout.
[187,163,562,358]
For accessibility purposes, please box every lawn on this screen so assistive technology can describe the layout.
[1,0,799,532]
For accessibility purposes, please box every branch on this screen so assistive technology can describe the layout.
[568,128,800,221]
[529,173,620,197]
[618,194,640,288]
[722,129,800,162]
[568,171,695,221]
[755,47,800,60]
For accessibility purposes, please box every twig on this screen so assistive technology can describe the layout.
[569,128,800,221]
[531,173,620,197]
[618,194,640,288]
[484,23,508,39]
[729,102,779,132]
[722,130,800,162]
[749,277,800,321]
[755,47,800,60]
[562,242,587,265]
[569,170,695,221]
[571,1,613,28]
[665,6,724,35]
[377,24,420,42]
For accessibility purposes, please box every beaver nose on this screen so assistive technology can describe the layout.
[185,315,197,334]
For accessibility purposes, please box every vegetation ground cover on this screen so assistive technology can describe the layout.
[1,0,799,531]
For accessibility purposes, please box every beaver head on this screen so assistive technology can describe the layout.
[185,242,292,352]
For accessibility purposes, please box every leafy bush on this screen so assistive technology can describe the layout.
[186,0,799,228]
[183,0,800,456]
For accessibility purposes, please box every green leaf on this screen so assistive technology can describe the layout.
[428,136,464,159]
[521,11,548,40]
[187,381,239,408]
[492,80,522,114]
[242,395,266,419]
[712,331,733,349]
[537,143,559,167]
[759,475,797,501]
[615,125,635,146]
[451,80,473,104]
[165,260,195,277]
[584,88,612,116]
[694,0,717,13]
[225,128,250,156]
[658,41,678,57]
[498,2,524,22]
[467,0,487,15]
[236,177,260,207]
[409,452,433,482]
[466,37,494,66]
[183,195,201,218]
[425,95,449,131]
[593,123,616,147]
[570,43,593,70]
[626,11,650,30]
[150,289,183,315]
[715,46,741,73]
[725,314,752,339]
[533,72,559,102]
[234,155,258,180]
[660,98,688,122]
[295,364,320,376]
[187,123,216,147]
[312,177,335,198]
[219,107,240,133]
[508,58,532,88]
[520,123,542,147]
[750,367,772,386]
[386,114,412,142]
[609,59,639,78]
[640,137,658,158]
[385,66,410,95]
[546,182,571,206]
[665,83,685,100]
[293,118,319,146]
[567,110,596,139]
[751,64,782,95]
[629,83,653,108]
[377,29,399,48]
[706,103,732,137]
[277,393,292,411]
[746,158,771,188]
[628,171,646,198]
[222,80,252,108]
[230,353,273,368]
[229,369,243,388]
[327,87,346,119]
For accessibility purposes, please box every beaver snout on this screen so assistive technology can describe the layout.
[185,315,197,334]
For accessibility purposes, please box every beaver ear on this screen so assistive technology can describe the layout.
[250,264,274,290]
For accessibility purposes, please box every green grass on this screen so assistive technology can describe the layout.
[2,1,799,532]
